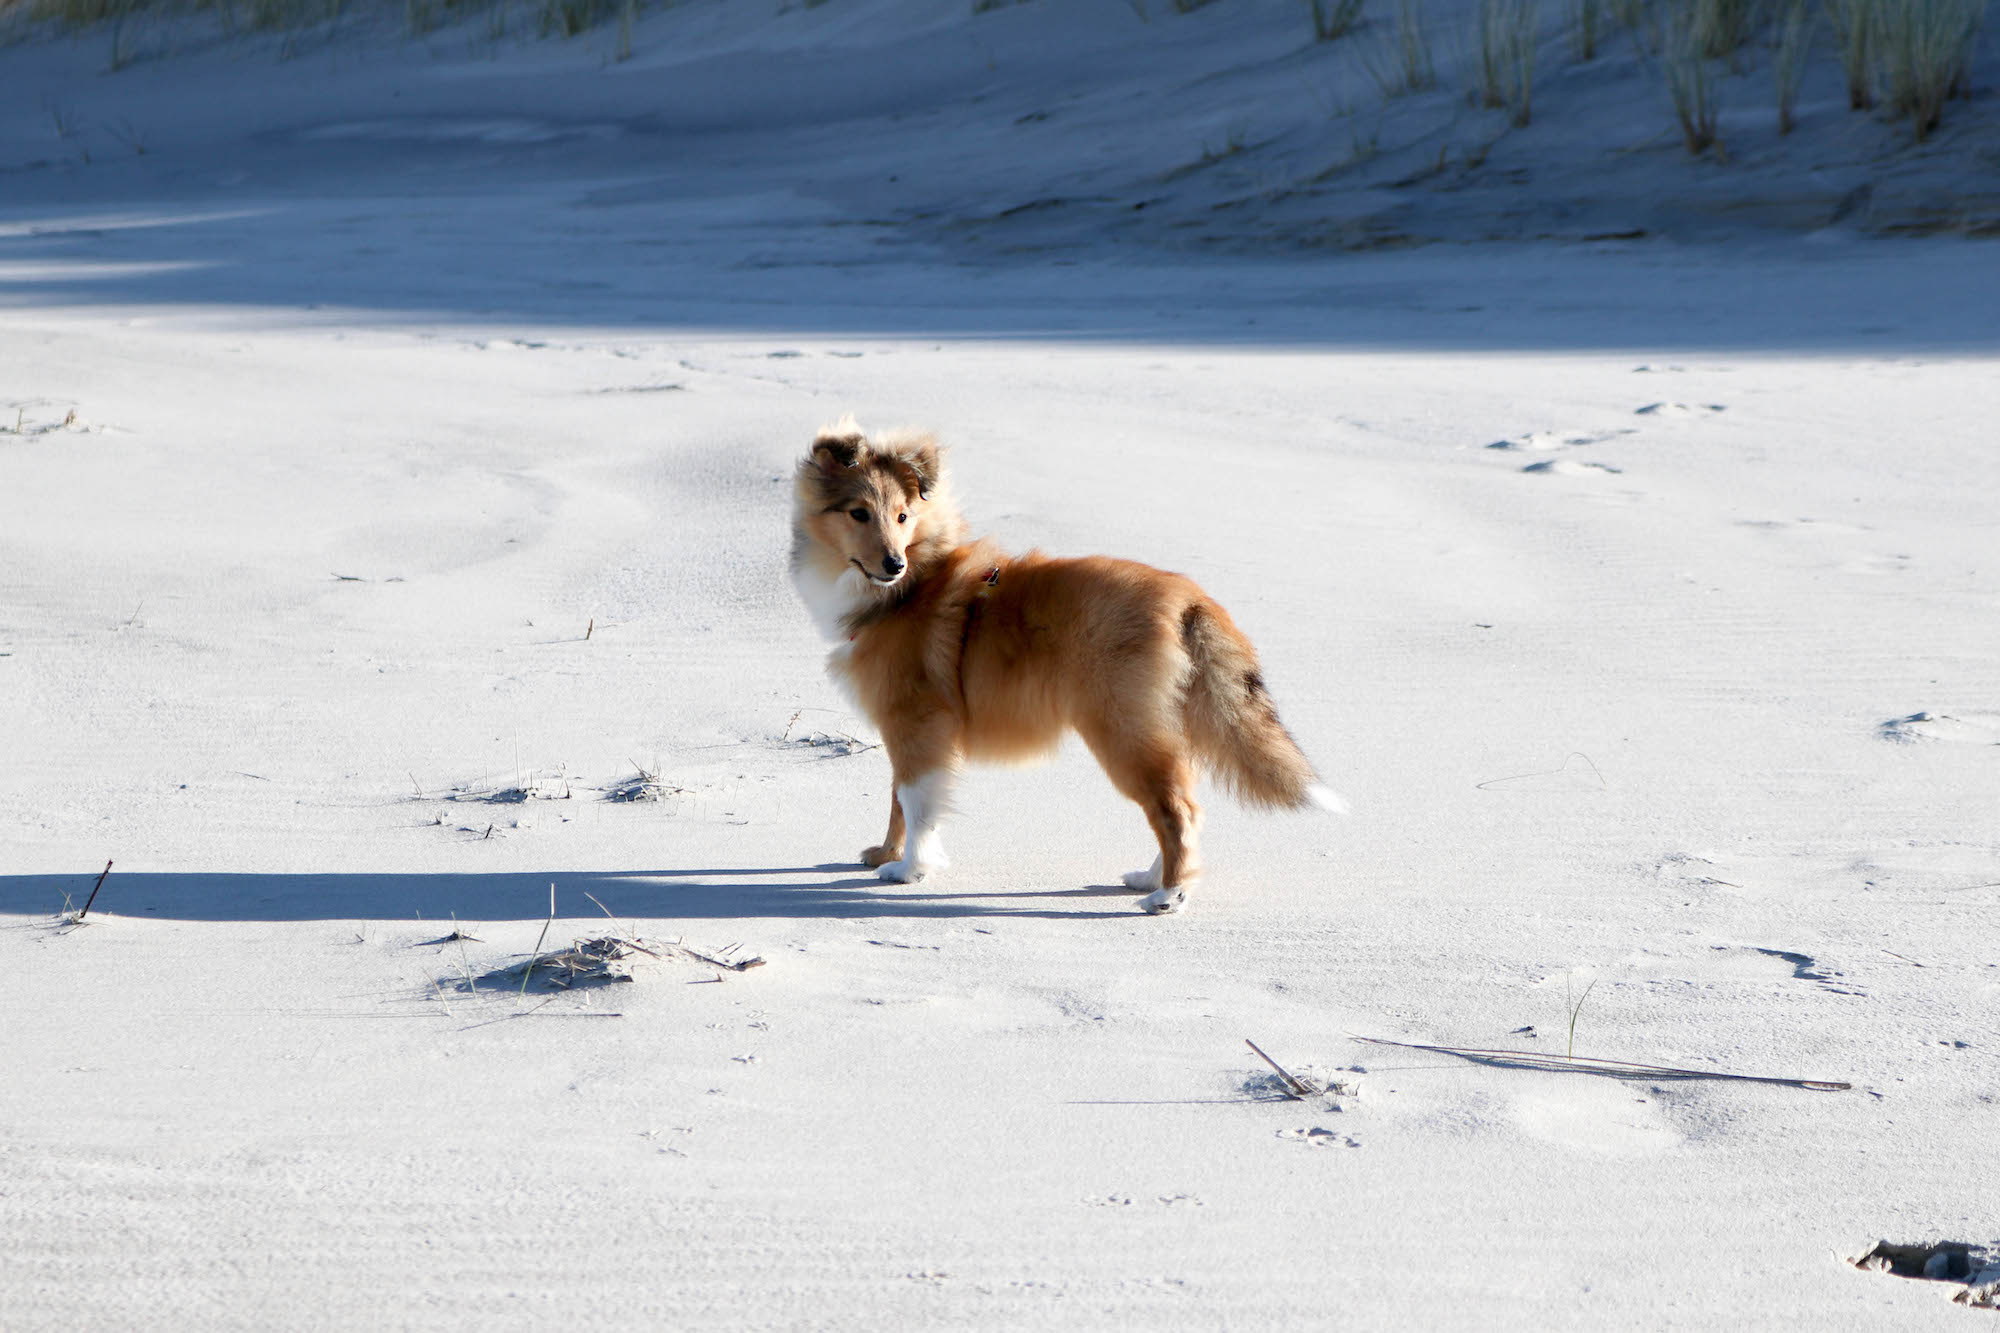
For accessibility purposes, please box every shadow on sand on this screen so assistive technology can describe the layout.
[0,866,1146,924]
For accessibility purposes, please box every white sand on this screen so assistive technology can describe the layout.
[3,1,1997,1327]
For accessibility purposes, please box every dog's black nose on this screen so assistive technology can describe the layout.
[882,555,905,575]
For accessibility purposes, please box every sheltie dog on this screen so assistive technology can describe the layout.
[789,418,1343,914]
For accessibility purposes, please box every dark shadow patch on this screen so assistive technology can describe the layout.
[0,867,1141,923]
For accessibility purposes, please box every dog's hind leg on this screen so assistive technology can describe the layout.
[1132,773,1202,914]
[861,794,905,869]
[1087,728,1203,914]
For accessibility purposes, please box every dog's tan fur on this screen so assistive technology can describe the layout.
[790,419,1335,913]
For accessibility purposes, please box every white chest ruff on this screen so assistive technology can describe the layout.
[792,560,870,643]
[792,560,871,703]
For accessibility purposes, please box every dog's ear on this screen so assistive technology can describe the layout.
[809,428,864,476]
[890,435,942,500]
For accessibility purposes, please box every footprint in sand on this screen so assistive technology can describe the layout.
[1520,458,1623,476]
[1276,1127,1360,1148]
[1617,943,1866,996]
[1486,428,1635,475]
[1879,712,2000,745]
[1485,429,1631,453]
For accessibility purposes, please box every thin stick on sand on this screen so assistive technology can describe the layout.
[1245,1038,1317,1099]
[77,860,113,920]
[1351,1035,1850,1091]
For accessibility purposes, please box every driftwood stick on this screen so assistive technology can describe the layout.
[1245,1038,1316,1098]
[77,860,113,920]
[1351,1035,1850,1092]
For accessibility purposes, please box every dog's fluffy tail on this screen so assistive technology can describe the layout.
[1180,601,1346,814]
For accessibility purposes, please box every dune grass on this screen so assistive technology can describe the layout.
[1773,0,1811,132]
[1366,0,1437,94]
[1874,0,1984,139]
[1310,0,1367,39]
[1570,0,1602,57]
[9,0,1990,156]
[1473,0,1540,124]
[1689,0,1756,58]
[1652,0,1723,153]
[1826,0,1878,105]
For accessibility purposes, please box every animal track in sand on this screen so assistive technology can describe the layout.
[1485,428,1634,475]
[1879,711,2000,745]
[1735,515,1871,535]
[1617,944,1865,996]
[1520,458,1623,476]
[1485,428,1633,453]
[1654,846,2000,906]
[1276,1127,1360,1148]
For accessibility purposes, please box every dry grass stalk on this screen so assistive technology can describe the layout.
[519,882,556,995]
[506,935,765,989]
[1351,1035,1851,1090]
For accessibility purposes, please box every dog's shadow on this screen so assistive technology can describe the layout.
[1,865,1145,924]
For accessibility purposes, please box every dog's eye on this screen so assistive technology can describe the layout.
[849,508,869,522]
[897,512,908,524]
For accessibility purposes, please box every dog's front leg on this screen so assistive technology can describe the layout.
[871,716,960,884]
[875,769,954,883]
[861,794,905,868]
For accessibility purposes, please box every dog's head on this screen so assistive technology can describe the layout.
[792,417,949,590]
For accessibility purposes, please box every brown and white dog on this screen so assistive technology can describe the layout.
[789,418,1343,914]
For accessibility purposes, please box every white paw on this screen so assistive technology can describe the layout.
[1138,886,1186,915]
[1122,857,1163,892]
[876,860,930,883]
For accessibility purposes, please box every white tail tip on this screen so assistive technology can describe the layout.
[1306,784,1350,816]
